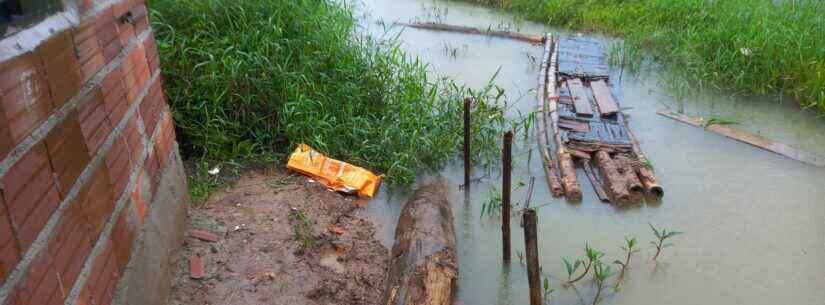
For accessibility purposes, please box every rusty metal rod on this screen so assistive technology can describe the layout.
[502,130,513,262]
[464,98,471,190]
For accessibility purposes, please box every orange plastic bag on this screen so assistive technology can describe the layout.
[286,144,381,198]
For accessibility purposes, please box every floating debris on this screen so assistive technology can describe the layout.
[537,35,663,205]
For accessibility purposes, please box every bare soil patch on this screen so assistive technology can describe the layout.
[168,169,389,305]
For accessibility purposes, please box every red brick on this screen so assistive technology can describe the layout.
[102,38,124,63]
[105,137,131,199]
[95,8,119,47]
[73,23,105,83]
[0,52,41,93]
[45,111,91,197]
[46,200,92,294]
[124,115,143,164]
[95,249,118,305]
[189,256,204,279]
[116,21,135,47]
[129,175,148,225]
[109,207,134,268]
[78,166,115,237]
[0,240,20,287]
[1,58,54,145]
[35,31,83,108]
[77,87,113,156]
[1,143,61,251]
[154,112,175,167]
[83,243,112,304]
[102,69,129,125]
[21,252,62,305]
[0,194,16,248]
[188,229,218,242]
[0,107,11,167]
[140,80,164,137]
[0,195,21,285]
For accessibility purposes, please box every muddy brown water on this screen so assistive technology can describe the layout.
[354,0,825,305]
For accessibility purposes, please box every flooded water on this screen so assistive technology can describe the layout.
[355,1,825,305]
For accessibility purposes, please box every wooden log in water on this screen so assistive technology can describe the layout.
[383,180,458,305]
[594,150,631,205]
[616,156,644,200]
[624,118,664,198]
[396,22,545,44]
[658,110,825,168]
[522,209,542,305]
[544,34,582,201]
[536,35,564,198]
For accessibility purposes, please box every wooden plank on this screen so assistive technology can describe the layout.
[566,78,593,118]
[558,118,590,132]
[658,110,825,167]
[590,80,619,117]
[397,22,544,44]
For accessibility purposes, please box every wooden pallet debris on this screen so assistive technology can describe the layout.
[537,35,663,205]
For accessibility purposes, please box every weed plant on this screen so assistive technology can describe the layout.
[149,0,508,189]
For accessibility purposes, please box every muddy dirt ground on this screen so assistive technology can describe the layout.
[168,169,389,305]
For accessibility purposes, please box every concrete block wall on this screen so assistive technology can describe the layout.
[0,1,189,305]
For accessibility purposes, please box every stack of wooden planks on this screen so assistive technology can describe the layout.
[536,35,663,206]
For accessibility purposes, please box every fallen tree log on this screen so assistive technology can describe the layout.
[396,22,544,44]
[658,110,825,168]
[382,179,458,305]
[594,150,631,205]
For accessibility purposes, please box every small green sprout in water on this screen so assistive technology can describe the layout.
[612,236,639,291]
[562,257,584,282]
[702,116,740,128]
[650,223,683,261]
[567,244,604,284]
[591,260,613,305]
[543,276,554,304]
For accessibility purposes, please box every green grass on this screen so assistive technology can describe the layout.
[462,0,825,112]
[148,0,508,190]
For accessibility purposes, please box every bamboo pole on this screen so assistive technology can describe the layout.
[544,34,582,201]
[396,22,545,44]
[536,34,564,197]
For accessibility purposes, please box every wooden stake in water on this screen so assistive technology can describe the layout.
[464,98,472,190]
[502,131,513,262]
[523,209,541,305]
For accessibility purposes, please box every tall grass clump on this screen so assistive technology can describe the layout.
[148,0,506,187]
[460,0,825,112]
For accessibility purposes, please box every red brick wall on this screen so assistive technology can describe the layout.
[0,1,181,304]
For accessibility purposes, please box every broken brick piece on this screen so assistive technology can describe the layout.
[327,225,345,235]
[188,229,219,242]
[189,256,205,279]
